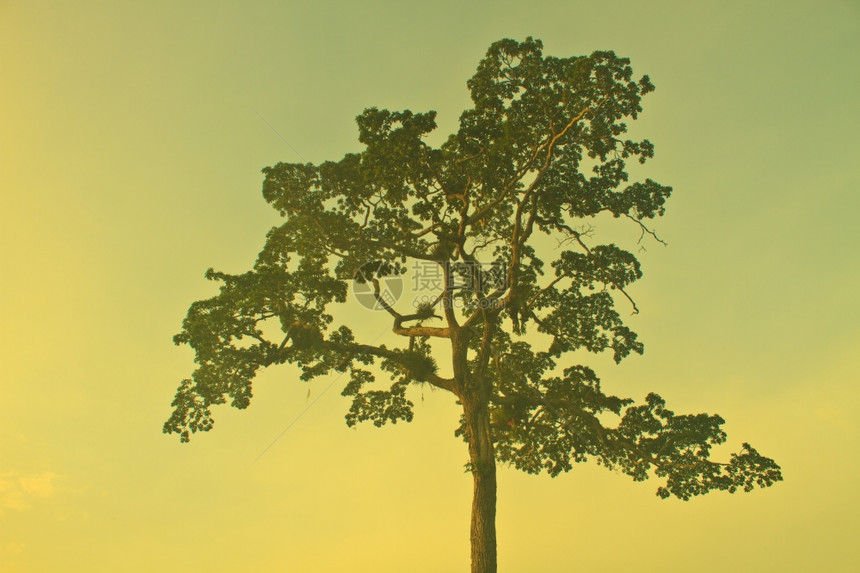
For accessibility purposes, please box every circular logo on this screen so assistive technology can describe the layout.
[352,260,404,311]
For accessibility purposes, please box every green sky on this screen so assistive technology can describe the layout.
[1,1,858,571]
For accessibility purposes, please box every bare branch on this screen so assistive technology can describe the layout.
[624,213,668,246]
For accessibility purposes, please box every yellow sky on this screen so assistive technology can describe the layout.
[1,1,859,571]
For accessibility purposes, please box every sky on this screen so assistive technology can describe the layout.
[1,0,858,571]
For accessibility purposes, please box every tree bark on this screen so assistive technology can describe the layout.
[463,395,497,573]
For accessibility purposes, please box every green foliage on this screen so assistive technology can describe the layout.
[165,37,781,501]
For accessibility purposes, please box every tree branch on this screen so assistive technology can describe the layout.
[324,339,456,393]
[559,224,640,315]
[370,278,451,339]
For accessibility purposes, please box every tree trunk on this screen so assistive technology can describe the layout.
[463,396,497,573]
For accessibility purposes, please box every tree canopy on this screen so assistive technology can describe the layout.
[165,37,782,572]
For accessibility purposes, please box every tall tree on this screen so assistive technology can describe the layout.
[164,38,782,572]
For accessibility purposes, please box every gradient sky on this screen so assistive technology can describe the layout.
[1,1,859,571]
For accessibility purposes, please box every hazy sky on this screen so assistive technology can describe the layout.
[1,1,858,571]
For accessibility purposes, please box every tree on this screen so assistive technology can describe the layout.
[164,38,782,573]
